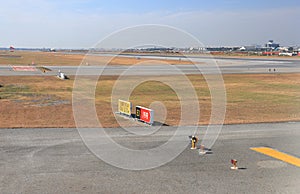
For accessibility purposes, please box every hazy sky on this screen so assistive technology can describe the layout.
[0,0,299,48]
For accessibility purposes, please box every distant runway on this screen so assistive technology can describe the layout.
[0,56,300,76]
[1,122,299,193]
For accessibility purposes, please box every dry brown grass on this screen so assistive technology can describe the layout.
[1,51,298,68]
[0,73,300,128]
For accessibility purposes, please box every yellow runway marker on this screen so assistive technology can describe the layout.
[251,147,300,167]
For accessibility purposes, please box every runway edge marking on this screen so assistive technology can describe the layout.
[250,147,300,167]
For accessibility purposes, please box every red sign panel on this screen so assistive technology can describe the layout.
[140,108,151,123]
[136,106,154,125]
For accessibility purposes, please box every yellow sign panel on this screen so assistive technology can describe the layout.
[118,100,132,116]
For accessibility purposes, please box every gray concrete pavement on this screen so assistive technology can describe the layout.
[1,122,299,193]
[0,56,300,76]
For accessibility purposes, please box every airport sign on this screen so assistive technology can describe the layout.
[136,106,154,125]
[118,99,132,116]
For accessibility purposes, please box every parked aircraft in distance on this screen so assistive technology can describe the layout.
[9,46,14,52]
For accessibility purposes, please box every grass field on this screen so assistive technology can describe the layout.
[0,73,299,128]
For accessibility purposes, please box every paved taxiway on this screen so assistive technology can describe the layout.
[0,56,299,76]
[1,122,299,193]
